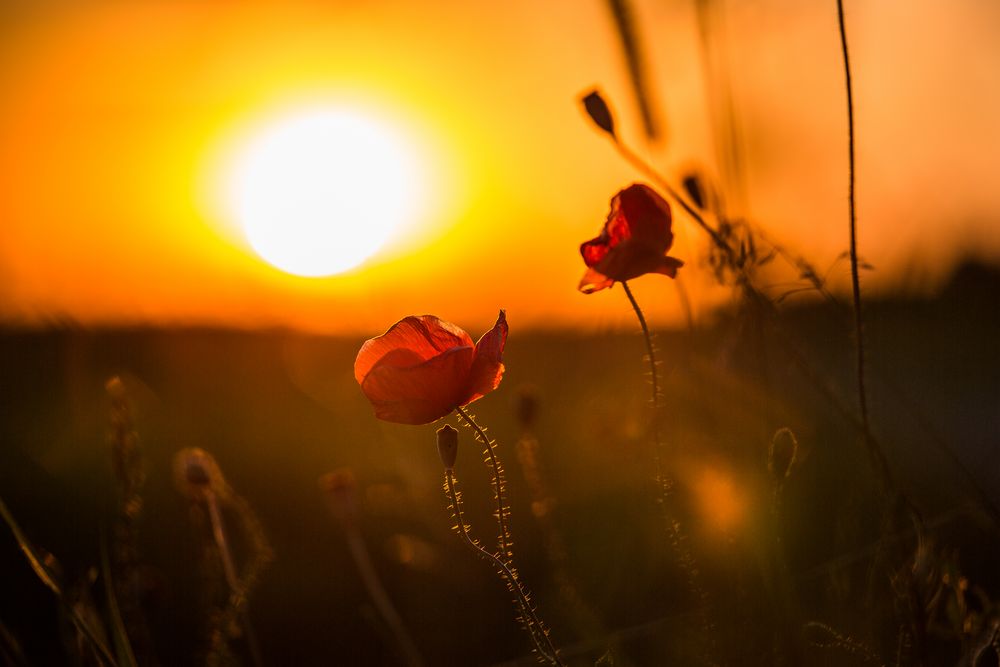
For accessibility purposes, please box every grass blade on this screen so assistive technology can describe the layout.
[100,531,138,667]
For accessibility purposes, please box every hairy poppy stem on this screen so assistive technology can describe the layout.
[443,469,562,666]
[454,406,512,561]
[620,282,664,480]
[621,281,716,657]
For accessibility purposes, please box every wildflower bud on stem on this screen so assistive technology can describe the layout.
[768,428,799,485]
[174,447,223,504]
[581,90,616,139]
[319,469,359,526]
[436,425,458,470]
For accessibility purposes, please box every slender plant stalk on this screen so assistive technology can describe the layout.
[99,531,139,667]
[0,496,119,667]
[454,406,512,561]
[205,491,264,667]
[443,469,562,666]
[342,527,423,667]
[836,0,894,499]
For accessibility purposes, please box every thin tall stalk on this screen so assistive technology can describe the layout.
[835,0,894,498]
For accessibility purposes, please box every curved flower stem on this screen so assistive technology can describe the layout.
[454,406,512,561]
[444,469,562,666]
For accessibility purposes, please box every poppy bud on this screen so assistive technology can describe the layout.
[436,424,458,470]
[173,447,224,502]
[320,469,358,525]
[682,173,708,211]
[581,90,616,138]
[768,428,799,484]
[105,376,127,401]
[514,384,540,431]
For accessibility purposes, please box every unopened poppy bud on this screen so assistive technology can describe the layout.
[582,90,616,138]
[105,376,127,401]
[319,469,357,524]
[682,173,708,211]
[436,425,458,470]
[768,428,799,484]
[173,447,223,502]
[514,385,539,431]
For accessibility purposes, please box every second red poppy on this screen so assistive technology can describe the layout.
[579,183,684,293]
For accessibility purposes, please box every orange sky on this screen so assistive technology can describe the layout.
[0,1,998,333]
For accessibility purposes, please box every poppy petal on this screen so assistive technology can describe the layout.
[578,267,615,294]
[591,239,684,283]
[465,311,508,404]
[361,345,475,424]
[618,184,673,252]
[354,315,474,385]
[653,255,684,278]
[580,236,611,268]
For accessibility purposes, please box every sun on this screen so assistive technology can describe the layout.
[229,108,422,277]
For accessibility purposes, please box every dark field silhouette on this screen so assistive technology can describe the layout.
[1,262,997,665]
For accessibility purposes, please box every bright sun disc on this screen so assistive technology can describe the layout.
[230,109,420,277]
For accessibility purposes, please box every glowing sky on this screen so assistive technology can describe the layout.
[0,1,998,332]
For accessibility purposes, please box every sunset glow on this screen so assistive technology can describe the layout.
[228,109,423,277]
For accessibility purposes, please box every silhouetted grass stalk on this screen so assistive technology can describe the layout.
[105,378,152,664]
[175,448,269,667]
[836,0,895,501]
[321,470,423,667]
[203,489,264,667]
[344,528,423,666]
[0,496,119,667]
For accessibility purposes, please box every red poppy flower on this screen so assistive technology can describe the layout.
[579,183,683,293]
[354,311,508,425]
